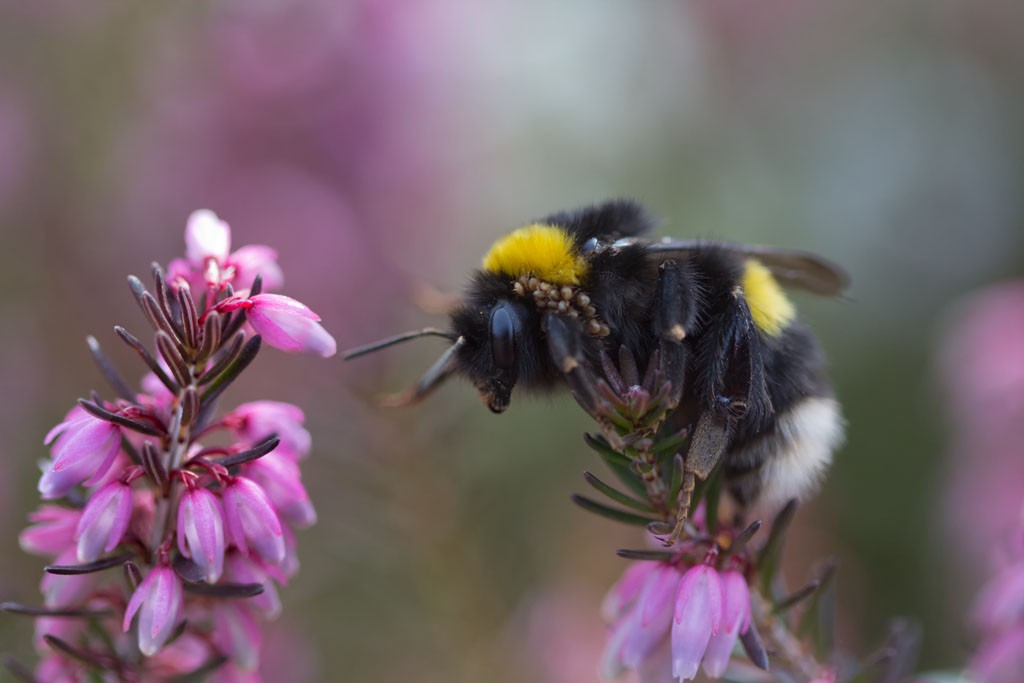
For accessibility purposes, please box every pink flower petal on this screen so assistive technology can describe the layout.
[230,401,311,460]
[245,452,316,528]
[75,481,133,562]
[671,565,723,681]
[185,209,231,263]
[246,294,337,357]
[39,416,122,499]
[19,505,81,556]
[177,488,227,583]
[224,551,281,618]
[41,548,100,608]
[123,566,183,656]
[230,244,284,292]
[211,602,262,671]
[622,565,680,668]
[222,477,285,566]
[602,560,659,621]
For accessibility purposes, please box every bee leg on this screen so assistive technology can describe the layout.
[544,313,599,413]
[671,285,772,541]
[379,336,466,407]
[652,259,699,409]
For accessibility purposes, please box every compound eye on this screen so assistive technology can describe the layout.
[490,306,516,371]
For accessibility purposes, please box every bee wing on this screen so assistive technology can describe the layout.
[637,238,850,296]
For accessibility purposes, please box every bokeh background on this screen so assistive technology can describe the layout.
[1,1,1023,681]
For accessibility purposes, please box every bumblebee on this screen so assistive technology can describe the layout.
[345,200,847,512]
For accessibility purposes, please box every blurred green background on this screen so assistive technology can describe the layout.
[1,1,1022,681]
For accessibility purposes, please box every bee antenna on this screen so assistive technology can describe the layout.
[380,336,466,407]
[342,327,456,360]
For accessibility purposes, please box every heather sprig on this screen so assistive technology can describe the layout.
[3,210,335,682]
[566,342,913,683]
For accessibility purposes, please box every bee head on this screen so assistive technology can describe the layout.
[453,299,533,413]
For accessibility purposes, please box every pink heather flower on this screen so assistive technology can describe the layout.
[129,487,157,549]
[672,565,724,681]
[622,565,683,668]
[702,570,752,678]
[229,401,311,460]
[279,524,301,581]
[969,625,1024,683]
[147,633,212,679]
[211,602,263,671]
[123,565,184,656]
[41,549,100,609]
[601,562,687,679]
[19,505,81,556]
[230,244,284,293]
[185,209,231,264]
[177,487,227,583]
[35,654,88,683]
[74,480,133,562]
[222,477,286,566]
[34,614,85,653]
[168,209,283,293]
[973,563,1024,631]
[245,293,337,357]
[39,410,122,499]
[224,551,282,619]
[245,452,317,528]
[139,371,176,410]
[602,560,659,621]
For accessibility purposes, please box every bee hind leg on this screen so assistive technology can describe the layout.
[670,284,772,542]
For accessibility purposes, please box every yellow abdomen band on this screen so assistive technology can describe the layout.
[742,259,795,336]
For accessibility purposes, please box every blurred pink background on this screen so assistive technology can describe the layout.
[1,1,1023,679]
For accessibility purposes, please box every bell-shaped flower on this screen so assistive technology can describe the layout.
[19,505,81,557]
[245,452,316,528]
[123,565,184,656]
[41,548,100,608]
[245,294,336,357]
[228,401,311,460]
[34,654,86,683]
[973,562,1024,631]
[602,560,659,621]
[75,480,133,563]
[671,565,723,681]
[39,410,122,499]
[177,487,227,583]
[184,209,231,264]
[211,602,262,671]
[701,569,752,677]
[230,244,284,292]
[147,633,212,680]
[222,477,286,566]
[279,524,300,580]
[621,564,682,668]
[33,613,85,653]
[168,209,283,293]
[224,551,282,618]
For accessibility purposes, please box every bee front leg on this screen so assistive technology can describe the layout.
[671,284,772,541]
[543,312,600,413]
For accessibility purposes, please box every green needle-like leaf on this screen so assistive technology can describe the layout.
[583,471,654,512]
[571,494,658,527]
[584,433,648,499]
[616,549,676,562]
